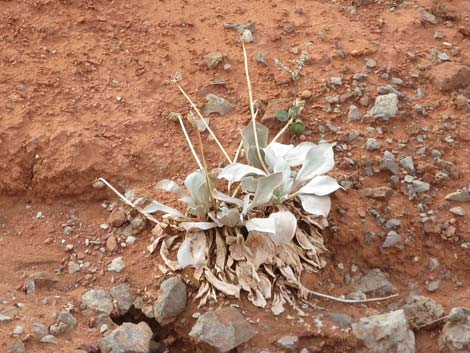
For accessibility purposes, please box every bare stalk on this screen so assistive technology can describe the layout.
[175,83,232,164]
[242,41,269,174]
[188,113,217,210]
[177,115,204,170]
[301,284,399,304]
[97,178,167,228]
[267,116,294,147]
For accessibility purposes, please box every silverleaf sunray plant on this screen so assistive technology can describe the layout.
[98,37,398,313]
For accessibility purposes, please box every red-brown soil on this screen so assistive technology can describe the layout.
[1,0,469,352]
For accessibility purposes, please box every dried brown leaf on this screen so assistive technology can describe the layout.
[204,268,240,298]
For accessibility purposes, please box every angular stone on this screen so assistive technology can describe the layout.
[205,52,224,69]
[446,188,470,202]
[439,307,470,353]
[107,208,127,227]
[402,294,445,330]
[0,306,17,323]
[190,307,256,353]
[261,99,292,122]
[203,94,234,116]
[99,322,153,353]
[367,93,398,121]
[107,257,125,273]
[382,151,400,174]
[82,289,113,314]
[348,105,362,121]
[31,322,49,339]
[352,310,415,353]
[353,269,395,296]
[382,231,401,248]
[8,340,26,353]
[400,156,415,174]
[111,283,133,315]
[365,138,381,151]
[40,335,58,344]
[153,277,187,326]
[365,187,393,201]
[432,63,470,91]
[277,335,299,349]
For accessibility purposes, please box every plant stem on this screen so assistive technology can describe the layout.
[241,41,269,174]
[301,284,399,304]
[188,113,217,210]
[267,116,294,147]
[97,178,169,228]
[177,115,204,170]
[175,82,233,164]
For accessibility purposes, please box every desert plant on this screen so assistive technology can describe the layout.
[275,51,309,136]
[98,37,397,313]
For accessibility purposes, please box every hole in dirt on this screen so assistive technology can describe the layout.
[110,306,193,353]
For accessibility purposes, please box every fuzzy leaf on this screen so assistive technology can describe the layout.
[180,222,217,232]
[246,211,297,245]
[143,200,184,218]
[177,232,207,269]
[248,172,283,212]
[184,170,210,205]
[296,143,335,183]
[264,142,293,169]
[299,194,331,217]
[241,176,257,193]
[283,142,316,166]
[297,175,342,196]
[218,163,266,183]
[242,122,269,168]
[212,190,244,207]
[217,207,241,227]
[204,268,241,298]
[155,180,189,197]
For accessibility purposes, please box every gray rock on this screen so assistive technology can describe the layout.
[240,29,254,43]
[378,85,402,97]
[277,335,299,349]
[9,340,26,353]
[365,187,393,201]
[13,326,24,335]
[256,52,266,65]
[189,307,256,353]
[439,307,470,353]
[68,261,80,274]
[367,93,399,121]
[382,151,400,174]
[446,188,470,202]
[31,322,49,339]
[385,219,401,229]
[82,289,113,314]
[450,207,465,216]
[40,335,58,344]
[352,310,415,353]
[0,306,17,323]
[99,322,153,353]
[110,284,133,315]
[354,269,395,296]
[205,52,224,69]
[400,157,415,174]
[348,105,362,121]
[107,257,125,273]
[412,180,430,193]
[366,138,381,151]
[331,77,342,86]
[153,277,187,325]
[326,312,353,328]
[203,94,234,116]
[50,309,77,335]
[402,294,445,330]
[121,215,146,237]
[426,280,440,293]
[419,8,437,25]
[382,231,401,248]
[366,58,377,68]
